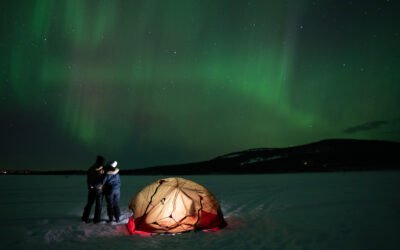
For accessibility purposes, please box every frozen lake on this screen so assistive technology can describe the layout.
[1,171,399,249]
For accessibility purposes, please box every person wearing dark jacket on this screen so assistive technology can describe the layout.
[81,155,105,223]
[103,161,121,223]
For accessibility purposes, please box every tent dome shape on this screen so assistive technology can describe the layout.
[127,177,226,234]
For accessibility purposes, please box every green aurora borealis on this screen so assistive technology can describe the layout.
[1,0,399,170]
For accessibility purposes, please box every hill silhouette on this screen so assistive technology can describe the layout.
[122,139,400,175]
[3,139,399,175]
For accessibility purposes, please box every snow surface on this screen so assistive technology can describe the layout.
[1,172,399,249]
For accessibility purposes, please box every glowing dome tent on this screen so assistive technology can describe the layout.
[127,177,226,234]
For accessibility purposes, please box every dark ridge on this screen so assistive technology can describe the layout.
[2,139,400,175]
[121,138,400,175]
[122,139,400,175]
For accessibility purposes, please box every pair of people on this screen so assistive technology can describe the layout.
[81,155,121,223]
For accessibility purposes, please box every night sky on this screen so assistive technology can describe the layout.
[1,0,399,170]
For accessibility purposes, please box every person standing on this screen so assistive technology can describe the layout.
[81,155,105,223]
[103,161,121,223]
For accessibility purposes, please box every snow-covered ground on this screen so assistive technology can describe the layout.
[0,171,399,249]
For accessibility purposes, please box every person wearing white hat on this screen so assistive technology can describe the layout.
[103,161,121,223]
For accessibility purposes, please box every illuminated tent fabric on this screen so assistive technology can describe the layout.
[127,177,226,234]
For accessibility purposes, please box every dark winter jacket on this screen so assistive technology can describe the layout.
[103,168,121,193]
[87,164,104,190]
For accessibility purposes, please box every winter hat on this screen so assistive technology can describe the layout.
[110,161,118,168]
[96,155,106,165]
